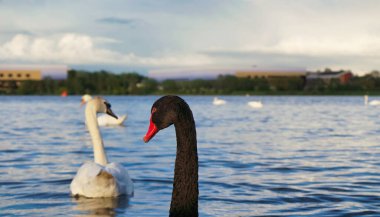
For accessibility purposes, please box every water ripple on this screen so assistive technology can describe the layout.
[1,96,380,216]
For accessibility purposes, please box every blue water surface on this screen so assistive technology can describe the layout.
[1,95,380,216]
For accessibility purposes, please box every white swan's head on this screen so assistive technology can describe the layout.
[87,97,118,119]
[81,94,93,106]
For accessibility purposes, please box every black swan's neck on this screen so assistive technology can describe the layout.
[170,111,198,217]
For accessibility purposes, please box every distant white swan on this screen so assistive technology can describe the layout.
[70,97,134,198]
[213,97,226,105]
[248,101,263,108]
[81,94,127,126]
[364,95,380,106]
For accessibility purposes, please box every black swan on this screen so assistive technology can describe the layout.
[143,95,198,217]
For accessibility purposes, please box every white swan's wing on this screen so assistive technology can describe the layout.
[105,163,134,196]
[70,162,119,198]
[117,115,128,125]
[369,100,380,106]
[97,114,127,126]
[248,101,263,108]
[213,98,226,105]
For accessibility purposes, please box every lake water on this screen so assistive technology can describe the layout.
[1,95,380,217]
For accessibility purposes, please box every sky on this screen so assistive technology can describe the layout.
[0,0,379,75]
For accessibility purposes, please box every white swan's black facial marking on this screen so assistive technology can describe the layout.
[104,101,118,119]
[104,101,111,109]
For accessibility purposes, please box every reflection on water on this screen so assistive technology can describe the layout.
[72,196,129,217]
[1,96,380,216]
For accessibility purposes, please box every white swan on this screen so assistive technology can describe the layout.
[81,94,127,126]
[70,97,134,198]
[248,100,263,108]
[213,97,226,105]
[364,95,380,106]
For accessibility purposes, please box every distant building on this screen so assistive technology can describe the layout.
[0,65,68,92]
[148,68,235,81]
[149,67,307,80]
[0,69,42,81]
[235,69,307,79]
[0,65,68,80]
[234,68,307,91]
[306,71,353,84]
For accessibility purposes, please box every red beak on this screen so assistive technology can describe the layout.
[143,116,158,143]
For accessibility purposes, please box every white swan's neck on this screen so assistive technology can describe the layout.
[364,95,369,105]
[85,104,108,166]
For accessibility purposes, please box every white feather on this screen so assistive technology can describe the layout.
[71,97,134,198]
[213,97,226,105]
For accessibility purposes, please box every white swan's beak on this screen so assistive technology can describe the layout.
[143,117,158,143]
[106,108,118,119]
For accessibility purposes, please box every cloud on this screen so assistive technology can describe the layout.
[0,33,213,68]
[97,17,138,26]
[1,0,380,74]
[0,30,33,36]
[203,47,380,73]
[193,0,380,73]
[225,32,380,58]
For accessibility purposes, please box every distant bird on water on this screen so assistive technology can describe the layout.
[248,100,263,109]
[364,95,380,106]
[213,97,226,105]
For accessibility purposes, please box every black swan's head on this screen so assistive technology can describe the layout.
[143,95,190,143]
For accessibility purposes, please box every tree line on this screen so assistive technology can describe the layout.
[4,69,380,95]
